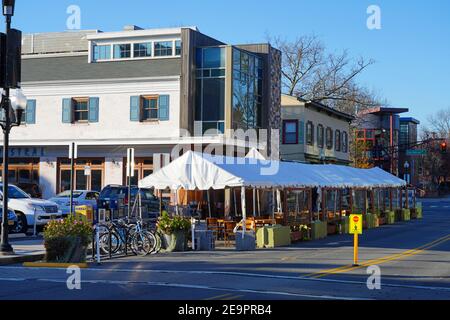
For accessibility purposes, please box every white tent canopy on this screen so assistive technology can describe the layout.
[139,151,406,191]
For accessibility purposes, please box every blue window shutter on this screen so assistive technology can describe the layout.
[158,95,170,121]
[88,97,99,123]
[130,96,140,122]
[298,121,305,144]
[62,98,72,123]
[25,100,36,124]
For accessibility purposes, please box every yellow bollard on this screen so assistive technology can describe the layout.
[353,232,359,266]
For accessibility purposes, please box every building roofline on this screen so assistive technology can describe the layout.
[400,117,421,125]
[300,97,355,121]
[358,107,409,116]
[86,26,198,40]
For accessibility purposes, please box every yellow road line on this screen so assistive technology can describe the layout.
[304,234,450,279]
[203,293,234,300]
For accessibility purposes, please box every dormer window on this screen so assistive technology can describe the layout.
[134,42,152,57]
[154,41,173,56]
[93,45,111,61]
[113,44,131,59]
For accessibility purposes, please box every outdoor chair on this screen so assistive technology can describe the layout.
[206,218,222,240]
[223,221,237,247]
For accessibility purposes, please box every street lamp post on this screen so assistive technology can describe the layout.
[0,0,26,255]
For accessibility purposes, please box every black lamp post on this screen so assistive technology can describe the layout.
[0,0,25,255]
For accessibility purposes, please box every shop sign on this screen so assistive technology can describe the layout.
[0,147,46,158]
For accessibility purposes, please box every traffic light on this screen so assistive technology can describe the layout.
[0,28,22,89]
[440,141,447,154]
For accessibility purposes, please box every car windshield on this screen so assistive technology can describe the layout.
[56,191,83,198]
[100,187,126,198]
[0,185,30,199]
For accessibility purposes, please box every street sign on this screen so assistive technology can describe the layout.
[126,148,135,178]
[406,149,426,156]
[68,142,78,159]
[350,214,363,235]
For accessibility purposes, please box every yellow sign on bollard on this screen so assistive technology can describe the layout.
[349,214,363,235]
[349,214,363,266]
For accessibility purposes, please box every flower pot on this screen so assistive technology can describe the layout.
[162,230,189,252]
[45,236,88,263]
[291,231,302,242]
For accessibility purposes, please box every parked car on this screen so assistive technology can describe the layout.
[16,182,43,199]
[0,208,18,234]
[49,190,99,216]
[98,185,161,221]
[0,184,63,234]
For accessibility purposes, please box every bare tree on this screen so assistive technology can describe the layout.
[269,35,384,115]
[426,107,450,139]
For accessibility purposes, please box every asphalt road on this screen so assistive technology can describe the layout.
[0,198,449,300]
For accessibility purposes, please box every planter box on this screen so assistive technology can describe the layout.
[378,217,386,225]
[257,226,291,248]
[236,231,256,251]
[402,209,411,221]
[161,231,189,252]
[327,224,337,235]
[290,231,302,243]
[416,207,423,219]
[410,208,418,219]
[386,211,395,224]
[337,216,350,234]
[311,221,327,240]
[45,236,88,264]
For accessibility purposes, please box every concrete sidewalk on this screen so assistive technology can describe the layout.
[0,238,45,266]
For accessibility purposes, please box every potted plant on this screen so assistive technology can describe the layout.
[157,212,191,252]
[301,225,311,241]
[43,215,93,263]
[290,225,302,242]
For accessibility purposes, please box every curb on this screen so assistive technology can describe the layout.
[22,262,89,269]
[0,253,45,266]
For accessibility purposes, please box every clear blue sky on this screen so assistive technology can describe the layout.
[10,0,450,127]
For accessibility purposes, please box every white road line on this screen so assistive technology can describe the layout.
[1,266,450,293]
[35,278,367,300]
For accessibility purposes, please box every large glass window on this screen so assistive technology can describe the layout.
[155,41,173,56]
[283,121,298,145]
[58,159,104,193]
[195,47,226,134]
[113,44,131,59]
[232,48,263,130]
[93,45,111,61]
[133,42,152,57]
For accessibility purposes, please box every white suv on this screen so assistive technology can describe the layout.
[0,184,63,234]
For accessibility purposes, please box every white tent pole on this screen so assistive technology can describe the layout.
[272,189,275,218]
[207,190,212,218]
[257,190,261,217]
[253,188,256,217]
[241,187,246,239]
[175,189,179,216]
[233,188,238,217]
